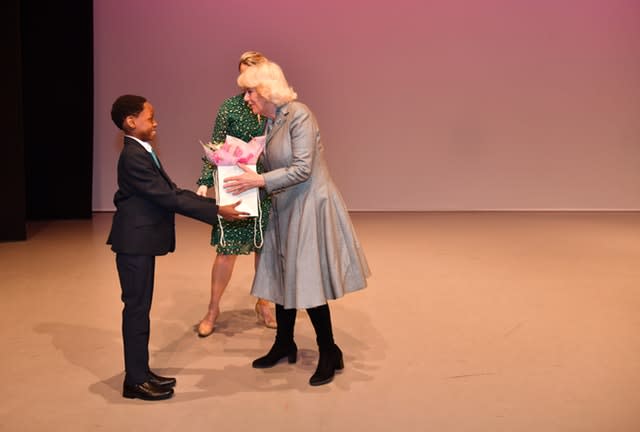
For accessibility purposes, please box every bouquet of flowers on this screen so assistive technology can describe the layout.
[199,140,224,165]
[200,135,266,217]
[200,135,265,166]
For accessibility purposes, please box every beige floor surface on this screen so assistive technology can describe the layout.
[1,212,639,432]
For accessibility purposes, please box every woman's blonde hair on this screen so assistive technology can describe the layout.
[238,51,267,70]
[237,60,297,105]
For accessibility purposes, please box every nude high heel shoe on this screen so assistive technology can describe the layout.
[195,307,218,338]
[196,319,215,338]
[255,301,277,329]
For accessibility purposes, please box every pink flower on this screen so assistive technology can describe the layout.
[201,135,265,166]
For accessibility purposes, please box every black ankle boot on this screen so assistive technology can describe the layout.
[252,342,298,368]
[309,344,344,386]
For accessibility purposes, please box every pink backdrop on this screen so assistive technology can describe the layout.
[93,0,640,211]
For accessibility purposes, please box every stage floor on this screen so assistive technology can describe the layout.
[1,212,639,431]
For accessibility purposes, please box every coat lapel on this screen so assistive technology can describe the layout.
[156,161,173,185]
[266,103,290,145]
[124,136,174,187]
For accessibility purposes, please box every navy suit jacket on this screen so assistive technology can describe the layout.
[107,136,218,256]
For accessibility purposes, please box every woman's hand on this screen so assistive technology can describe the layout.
[196,185,208,197]
[224,163,265,195]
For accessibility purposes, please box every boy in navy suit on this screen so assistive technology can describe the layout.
[108,94,246,400]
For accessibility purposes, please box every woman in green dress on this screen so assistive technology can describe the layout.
[195,51,275,337]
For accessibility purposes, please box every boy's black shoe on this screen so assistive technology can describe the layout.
[148,371,176,388]
[123,381,174,400]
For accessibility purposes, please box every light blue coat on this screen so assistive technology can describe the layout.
[251,101,370,309]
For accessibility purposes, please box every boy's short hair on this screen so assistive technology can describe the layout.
[111,95,147,130]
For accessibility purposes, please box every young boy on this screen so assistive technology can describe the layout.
[108,94,245,401]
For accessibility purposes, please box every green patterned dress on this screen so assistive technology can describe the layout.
[197,93,271,255]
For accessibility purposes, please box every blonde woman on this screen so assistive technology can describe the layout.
[225,61,370,386]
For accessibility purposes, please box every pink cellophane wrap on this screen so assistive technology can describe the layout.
[203,135,265,166]
[199,135,266,217]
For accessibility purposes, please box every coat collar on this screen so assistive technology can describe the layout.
[266,103,291,144]
[123,136,173,185]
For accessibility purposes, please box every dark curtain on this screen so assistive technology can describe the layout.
[0,0,26,241]
[21,0,93,221]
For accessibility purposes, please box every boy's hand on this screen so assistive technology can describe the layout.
[196,185,208,197]
[218,200,249,221]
